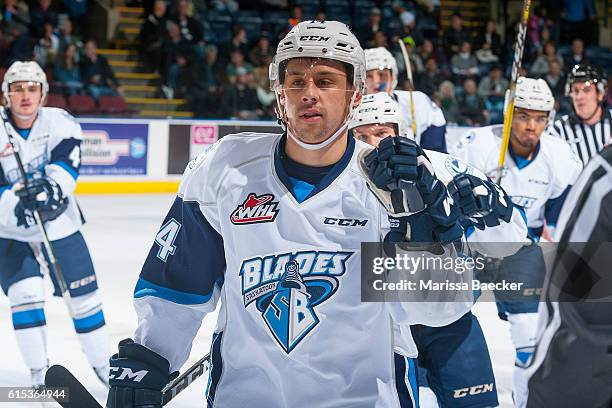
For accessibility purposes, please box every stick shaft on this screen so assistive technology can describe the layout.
[397,39,418,136]
[497,0,531,182]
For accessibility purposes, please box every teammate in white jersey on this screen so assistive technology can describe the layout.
[0,61,111,387]
[350,92,529,407]
[106,21,466,408]
[452,77,583,407]
[365,47,448,153]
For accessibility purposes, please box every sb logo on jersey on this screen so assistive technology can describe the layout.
[240,251,353,353]
[230,193,280,225]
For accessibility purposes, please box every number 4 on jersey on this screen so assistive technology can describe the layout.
[155,219,181,262]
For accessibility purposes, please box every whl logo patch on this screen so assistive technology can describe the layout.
[231,193,279,225]
[0,143,14,157]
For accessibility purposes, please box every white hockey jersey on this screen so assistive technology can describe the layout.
[0,107,83,242]
[450,125,583,239]
[132,133,464,407]
[394,90,447,153]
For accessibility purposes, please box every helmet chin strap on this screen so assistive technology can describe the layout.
[287,122,348,151]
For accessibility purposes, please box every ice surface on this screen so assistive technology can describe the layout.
[0,194,515,407]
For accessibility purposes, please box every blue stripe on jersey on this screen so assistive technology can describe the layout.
[509,142,541,169]
[528,226,544,241]
[138,197,225,301]
[205,331,223,408]
[515,205,528,226]
[407,358,419,407]
[0,185,10,197]
[420,124,447,153]
[287,177,315,203]
[16,128,31,140]
[51,161,79,180]
[394,353,416,408]
[50,138,81,178]
[545,185,571,227]
[73,310,106,333]
[12,308,46,330]
[274,134,355,202]
[134,277,221,305]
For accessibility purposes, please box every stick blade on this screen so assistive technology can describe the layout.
[45,364,102,408]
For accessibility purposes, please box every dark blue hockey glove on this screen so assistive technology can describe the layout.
[447,174,513,230]
[106,338,178,408]
[363,137,440,216]
[14,177,68,228]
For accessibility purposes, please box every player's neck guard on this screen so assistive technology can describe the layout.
[287,122,348,151]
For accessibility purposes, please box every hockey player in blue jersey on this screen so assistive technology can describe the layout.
[106,21,468,408]
[365,47,448,153]
[350,92,530,408]
[452,77,583,407]
[0,61,111,387]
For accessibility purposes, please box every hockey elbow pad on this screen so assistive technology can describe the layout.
[106,338,178,408]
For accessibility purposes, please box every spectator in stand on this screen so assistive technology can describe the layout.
[35,22,58,68]
[392,10,423,53]
[288,5,302,28]
[418,39,447,70]
[58,18,82,58]
[530,41,564,77]
[436,80,461,125]
[416,57,448,97]
[458,78,488,126]
[221,66,263,120]
[5,21,34,66]
[139,0,167,73]
[1,0,30,32]
[249,35,274,68]
[478,65,507,124]
[225,49,253,84]
[54,43,83,95]
[477,65,508,100]
[564,38,589,74]
[371,30,388,49]
[475,19,502,64]
[315,10,326,22]
[189,45,224,118]
[254,67,275,119]
[196,44,224,89]
[160,20,195,99]
[544,59,565,98]
[172,0,204,55]
[29,0,57,39]
[355,8,385,48]
[561,0,596,44]
[443,12,472,58]
[450,41,479,83]
[80,39,123,101]
[222,25,249,64]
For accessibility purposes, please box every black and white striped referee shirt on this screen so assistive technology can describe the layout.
[547,108,612,166]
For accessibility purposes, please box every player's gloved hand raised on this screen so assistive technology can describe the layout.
[14,177,68,228]
[447,174,513,230]
[106,338,178,408]
[361,136,440,217]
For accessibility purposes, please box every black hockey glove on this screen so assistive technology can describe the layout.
[447,174,513,231]
[106,338,178,408]
[14,177,68,228]
[362,137,441,216]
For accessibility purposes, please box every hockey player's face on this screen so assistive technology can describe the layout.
[366,69,393,94]
[511,108,548,152]
[282,58,356,143]
[9,81,42,117]
[571,81,603,120]
[353,123,396,147]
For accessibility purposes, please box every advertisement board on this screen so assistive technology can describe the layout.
[80,122,149,176]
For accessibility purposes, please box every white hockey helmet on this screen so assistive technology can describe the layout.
[512,76,555,112]
[269,20,366,150]
[365,47,398,90]
[348,92,407,136]
[2,61,49,106]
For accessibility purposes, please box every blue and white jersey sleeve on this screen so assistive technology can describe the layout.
[396,90,448,153]
[134,143,226,372]
[45,110,83,195]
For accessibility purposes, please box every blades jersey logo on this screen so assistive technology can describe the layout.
[230,193,280,225]
[240,251,353,353]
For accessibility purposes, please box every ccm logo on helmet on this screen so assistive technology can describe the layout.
[453,383,494,398]
[299,35,330,42]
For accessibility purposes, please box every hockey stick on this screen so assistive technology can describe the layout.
[0,106,74,316]
[397,39,418,137]
[497,0,531,183]
[45,352,211,407]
